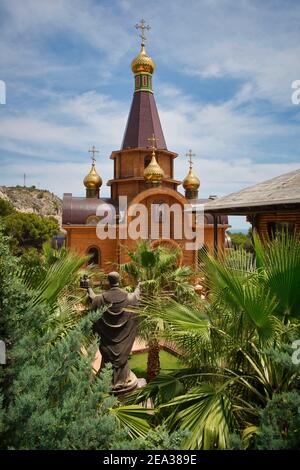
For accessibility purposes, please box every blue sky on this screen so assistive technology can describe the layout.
[0,0,300,229]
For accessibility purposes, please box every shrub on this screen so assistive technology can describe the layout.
[3,212,59,254]
[257,391,300,450]
[0,199,14,217]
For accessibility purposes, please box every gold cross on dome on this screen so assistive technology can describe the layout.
[186,149,196,168]
[148,134,159,153]
[88,145,99,164]
[135,19,151,45]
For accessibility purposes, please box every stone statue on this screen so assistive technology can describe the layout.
[88,272,140,393]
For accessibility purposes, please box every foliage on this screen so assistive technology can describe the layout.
[2,212,59,254]
[161,382,237,450]
[254,231,300,319]
[0,231,182,450]
[129,350,184,380]
[133,425,188,451]
[256,391,300,449]
[227,230,252,251]
[121,240,195,300]
[0,229,127,449]
[0,231,113,449]
[0,198,15,217]
[129,234,300,449]
[120,240,197,381]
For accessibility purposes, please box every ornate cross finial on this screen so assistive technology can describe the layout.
[88,145,99,164]
[186,149,196,169]
[148,134,159,154]
[135,19,151,46]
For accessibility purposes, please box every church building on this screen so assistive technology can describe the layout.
[62,20,229,270]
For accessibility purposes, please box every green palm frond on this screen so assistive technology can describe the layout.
[126,234,300,448]
[17,246,90,348]
[120,262,140,281]
[240,342,300,399]
[203,254,278,343]
[27,250,87,308]
[222,248,256,274]
[158,300,210,335]
[254,232,300,318]
[161,382,236,449]
[126,372,186,407]
[109,405,151,438]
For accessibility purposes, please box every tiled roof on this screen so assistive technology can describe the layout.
[122,91,167,150]
[204,169,300,213]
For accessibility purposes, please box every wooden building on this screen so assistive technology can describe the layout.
[62,22,229,270]
[204,169,300,249]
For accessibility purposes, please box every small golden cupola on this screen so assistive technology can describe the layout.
[144,134,164,187]
[83,146,102,198]
[131,19,155,92]
[183,149,200,199]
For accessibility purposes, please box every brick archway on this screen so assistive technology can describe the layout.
[128,187,188,208]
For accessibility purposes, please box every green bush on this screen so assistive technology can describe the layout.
[257,391,300,449]
[3,212,59,254]
[0,199,15,217]
[0,231,130,449]
[0,231,183,450]
[227,230,252,251]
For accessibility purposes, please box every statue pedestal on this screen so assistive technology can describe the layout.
[112,370,138,396]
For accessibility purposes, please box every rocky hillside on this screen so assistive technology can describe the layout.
[0,186,62,224]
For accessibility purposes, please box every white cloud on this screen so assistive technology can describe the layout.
[158,83,299,162]
[1,85,298,205]
[1,0,300,106]
[0,0,300,233]
[133,0,300,107]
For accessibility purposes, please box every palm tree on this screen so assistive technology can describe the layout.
[0,231,155,448]
[120,240,197,381]
[16,242,96,347]
[129,233,300,449]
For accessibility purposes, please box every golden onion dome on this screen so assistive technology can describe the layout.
[83,162,102,189]
[144,153,164,182]
[182,167,200,190]
[131,45,155,75]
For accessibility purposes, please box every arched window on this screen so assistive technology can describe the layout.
[87,246,100,266]
[144,155,151,168]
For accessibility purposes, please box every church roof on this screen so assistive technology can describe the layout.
[121,91,167,150]
[204,169,300,215]
[62,194,116,225]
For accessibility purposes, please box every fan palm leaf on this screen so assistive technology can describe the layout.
[253,232,300,318]
[161,382,236,449]
[109,405,151,438]
[27,250,87,308]
[202,254,278,344]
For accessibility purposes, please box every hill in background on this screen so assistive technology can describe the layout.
[0,186,62,225]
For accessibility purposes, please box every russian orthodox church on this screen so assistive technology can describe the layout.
[62,21,229,270]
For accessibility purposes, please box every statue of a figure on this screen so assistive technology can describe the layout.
[88,272,140,393]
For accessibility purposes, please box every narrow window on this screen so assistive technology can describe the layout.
[87,246,100,266]
[267,221,295,240]
[144,155,151,168]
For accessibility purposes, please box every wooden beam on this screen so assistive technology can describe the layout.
[213,214,218,256]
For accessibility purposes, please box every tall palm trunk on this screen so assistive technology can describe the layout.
[146,338,160,382]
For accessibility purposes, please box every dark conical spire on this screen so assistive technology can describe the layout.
[121,19,167,150]
[122,92,167,149]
